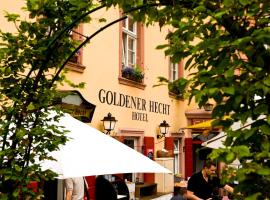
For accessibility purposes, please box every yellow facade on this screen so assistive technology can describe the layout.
[1,1,213,197]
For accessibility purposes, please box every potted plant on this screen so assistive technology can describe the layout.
[121,66,144,83]
[168,78,189,99]
[132,67,144,82]
[154,77,189,99]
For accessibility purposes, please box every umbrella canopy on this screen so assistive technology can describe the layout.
[185,119,215,129]
[40,113,172,178]
[184,116,231,129]
[201,131,226,149]
[201,120,245,149]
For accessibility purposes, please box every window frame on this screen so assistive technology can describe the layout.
[118,15,145,89]
[168,59,184,98]
[173,139,180,174]
[170,61,179,82]
[66,24,86,73]
[122,18,137,68]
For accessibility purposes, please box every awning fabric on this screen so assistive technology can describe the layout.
[184,116,230,129]
[201,131,226,148]
[185,119,214,129]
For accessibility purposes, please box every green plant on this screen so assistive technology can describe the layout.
[105,0,270,198]
[168,78,189,99]
[121,66,144,82]
[0,1,95,198]
[133,67,144,82]
[154,77,189,99]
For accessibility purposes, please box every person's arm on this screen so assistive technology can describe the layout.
[65,190,72,200]
[223,184,234,194]
[187,190,203,200]
[64,178,73,200]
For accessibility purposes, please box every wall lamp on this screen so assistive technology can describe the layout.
[101,113,117,135]
[203,103,213,111]
[157,120,170,139]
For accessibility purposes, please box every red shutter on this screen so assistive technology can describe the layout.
[143,136,155,183]
[185,138,193,179]
[85,176,96,199]
[165,136,174,156]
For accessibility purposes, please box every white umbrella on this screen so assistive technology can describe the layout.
[201,119,256,149]
[40,113,172,178]
[201,131,226,149]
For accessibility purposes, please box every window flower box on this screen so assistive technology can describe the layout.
[121,66,144,83]
[168,78,188,99]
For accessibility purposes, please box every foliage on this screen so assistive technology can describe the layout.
[103,0,270,199]
[154,76,189,99]
[1,0,270,198]
[122,66,144,82]
[0,0,97,198]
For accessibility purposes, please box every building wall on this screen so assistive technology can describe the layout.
[0,1,207,194]
[62,6,193,154]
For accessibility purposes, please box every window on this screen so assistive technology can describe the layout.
[66,24,86,73]
[170,61,179,82]
[168,59,184,98]
[119,16,145,89]
[169,58,184,82]
[124,137,139,182]
[174,139,180,174]
[122,17,137,68]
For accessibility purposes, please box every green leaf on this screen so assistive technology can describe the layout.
[226,152,235,163]
[14,165,22,172]
[4,12,20,22]
[12,188,20,198]
[254,104,268,115]
[98,18,107,23]
[208,88,219,96]
[223,0,234,7]
[263,76,270,87]
[224,68,234,79]
[239,0,249,6]
[257,166,270,175]
[260,125,270,135]
[246,193,261,200]
[194,6,206,12]
[214,11,227,19]
[27,102,35,111]
[156,44,169,50]
[223,87,235,95]
[233,145,251,158]
[233,95,243,109]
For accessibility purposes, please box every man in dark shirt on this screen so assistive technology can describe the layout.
[187,161,233,200]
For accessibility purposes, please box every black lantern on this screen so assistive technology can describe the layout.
[101,113,117,135]
[157,120,170,139]
[203,103,213,111]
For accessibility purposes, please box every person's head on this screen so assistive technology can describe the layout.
[203,160,217,177]
[173,187,187,197]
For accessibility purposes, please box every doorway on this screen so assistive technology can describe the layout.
[123,137,139,182]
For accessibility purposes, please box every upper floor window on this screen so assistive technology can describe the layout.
[66,24,86,73]
[70,25,83,65]
[168,59,184,99]
[170,60,179,82]
[119,16,145,89]
[122,17,137,68]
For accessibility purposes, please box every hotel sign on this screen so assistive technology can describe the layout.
[98,89,170,122]
[58,90,96,123]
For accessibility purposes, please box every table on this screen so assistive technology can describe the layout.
[117,194,127,199]
[135,182,157,197]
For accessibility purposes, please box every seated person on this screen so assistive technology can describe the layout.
[171,187,187,200]
[95,175,117,200]
[112,175,130,200]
